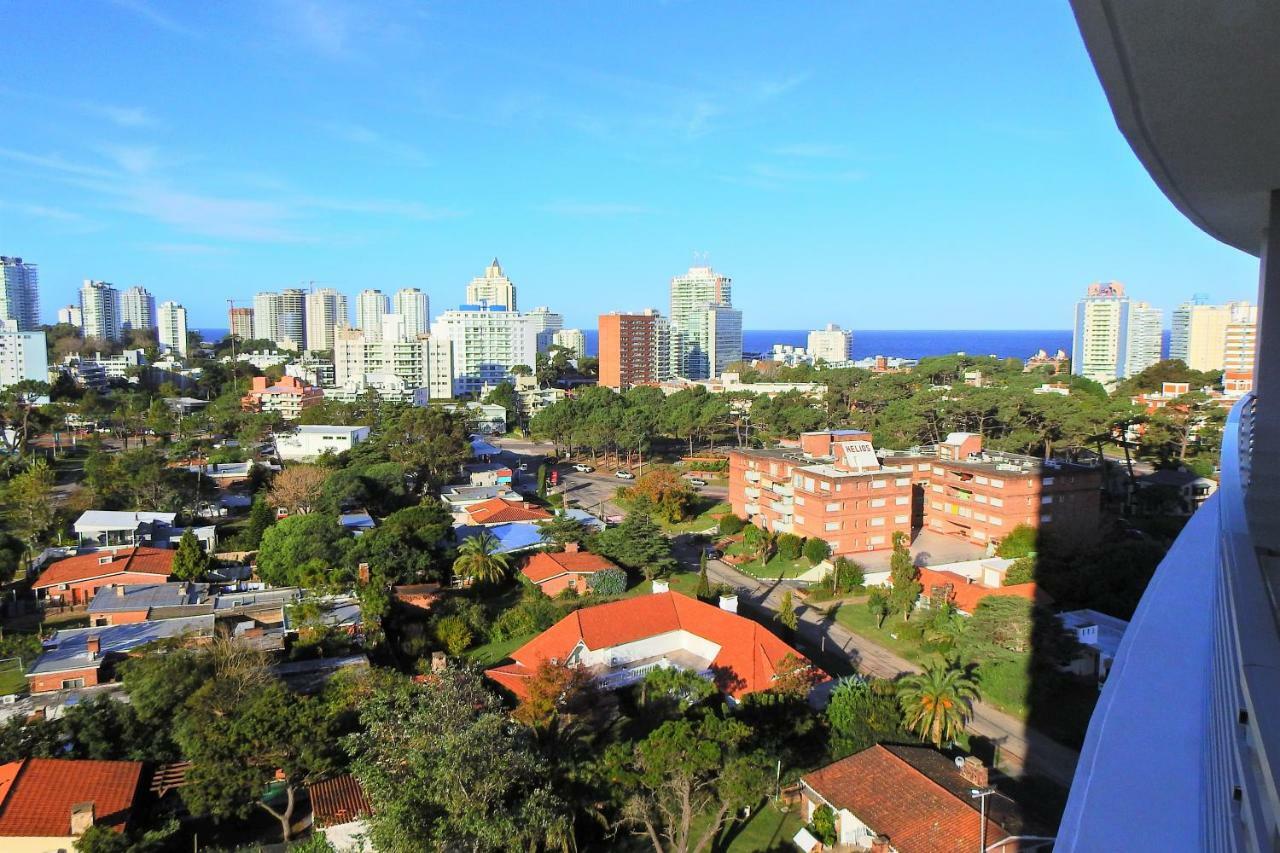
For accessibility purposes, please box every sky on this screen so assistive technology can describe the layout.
[0,1,1260,331]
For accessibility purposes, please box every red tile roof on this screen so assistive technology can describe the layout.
[0,758,144,836]
[521,550,616,584]
[466,497,553,525]
[33,547,174,590]
[486,591,820,699]
[916,567,1048,615]
[802,745,1014,853]
[308,774,372,827]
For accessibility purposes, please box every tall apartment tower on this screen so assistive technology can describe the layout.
[1072,281,1161,384]
[119,286,156,336]
[279,288,307,350]
[525,306,564,353]
[0,322,48,391]
[393,288,429,337]
[808,324,854,364]
[305,288,348,352]
[599,310,669,389]
[0,257,40,331]
[1225,314,1259,396]
[669,265,741,380]
[431,305,536,397]
[1170,298,1256,371]
[228,307,254,339]
[552,328,586,361]
[356,290,389,342]
[80,280,121,342]
[157,301,189,357]
[465,258,517,310]
[252,292,282,344]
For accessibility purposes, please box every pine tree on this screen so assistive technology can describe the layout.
[696,552,711,600]
[172,529,210,581]
[776,590,798,633]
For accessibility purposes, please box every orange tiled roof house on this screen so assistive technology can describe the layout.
[519,544,619,596]
[486,589,823,701]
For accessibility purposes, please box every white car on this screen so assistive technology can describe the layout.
[573,464,595,473]
[687,478,708,487]
[614,470,636,480]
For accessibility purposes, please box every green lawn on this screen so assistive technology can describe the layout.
[464,633,533,667]
[0,666,26,697]
[832,601,937,664]
[626,571,704,598]
[724,542,814,579]
[660,499,731,534]
[723,802,804,852]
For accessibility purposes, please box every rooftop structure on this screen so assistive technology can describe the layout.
[0,758,145,840]
[520,544,617,596]
[28,616,215,693]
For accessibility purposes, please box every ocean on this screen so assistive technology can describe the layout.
[200,327,1078,360]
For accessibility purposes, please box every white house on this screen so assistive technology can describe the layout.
[275,425,371,462]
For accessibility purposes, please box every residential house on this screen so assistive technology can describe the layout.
[486,590,821,701]
[275,424,372,462]
[453,522,547,556]
[307,774,373,853]
[0,758,147,849]
[463,462,514,488]
[441,484,512,512]
[33,547,175,606]
[72,510,216,552]
[461,497,552,526]
[240,374,323,420]
[1058,609,1128,684]
[915,566,1048,616]
[1130,468,1218,516]
[797,745,1020,853]
[27,616,215,693]
[86,582,301,627]
[520,544,618,596]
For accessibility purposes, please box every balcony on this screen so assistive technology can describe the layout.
[594,655,714,691]
[1056,394,1280,851]
[744,487,761,500]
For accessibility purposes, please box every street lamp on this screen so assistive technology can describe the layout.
[970,787,995,853]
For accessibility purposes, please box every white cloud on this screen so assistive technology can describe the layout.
[320,122,430,166]
[771,143,848,159]
[104,0,198,37]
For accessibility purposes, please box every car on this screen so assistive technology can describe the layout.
[686,478,708,487]
[703,546,722,559]
[517,462,529,471]
[614,470,635,480]
[573,464,594,473]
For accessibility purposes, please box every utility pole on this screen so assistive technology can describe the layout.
[971,787,995,853]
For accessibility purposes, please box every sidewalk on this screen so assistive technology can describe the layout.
[703,557,1081,788]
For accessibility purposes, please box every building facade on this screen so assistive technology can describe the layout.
[808,323,854,364]
[0,324,48,391]
[1224,318,1257,396]
[304,288,348,352]
[525,306,564,352]
[79,280,121,342]
[552,328,586,360]
[1072,281,1161,384]
[599,311,662,389]
[228,306,254,339]
[1170,299,1255,371]
[669,265,741,380]
[241,375,323,419]
[356,289,389,342]
[0,256,39,331]
[465,258,517,310]
[431,306,536,397]
[157,301,189,357]
[119,286,156,336]
[57,304,82,328]
[393,288,429,337]
[333,327,453,400]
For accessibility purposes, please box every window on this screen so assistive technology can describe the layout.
[973,530,986,540]
[1041,496,1053,505]
[975,494,988,504]
[795,515,805,525]
[869,535,885,545]
[871,480,887,489]
[805,477,816,490]
[1041,513,1053,523]
[826,502,841,512]
[932,467,944,475]
[870,517,885,527]
[895,477,910,486]
[990,497,1004,508]
[825,521,841,531]
[918,463,932,471]
[990,478,1005,488]
[895,496,909,505]
[870,498,886,508]
[820,481,831,491]
[990,516,1003,526]
[931,484,943,493]
[975,475,989,485]
[959,507,972,518]
[1043,476,1055,486]
[975,512,987,521]
[795,496,805,506]
[62,678,85,689]
[931,501,943,510]
[894,514,909,524]
[568,578,577,588]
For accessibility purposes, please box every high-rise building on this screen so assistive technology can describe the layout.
[278,288,307,350]
[1170,298,1256,371]
[79,280,121,342]
[0,322,48,391]
[1224,315,1259,396]
[525,306,564,353]
[157,301,189,357]
[465,258,517,310]
[431,305,536,397]
[1071,282,1161,384]
[57,305,82,328]
[0,257,40,331]
[252,292,282,344]
[599,311,665,389]
[304,288,347,352]
[356,290,389,342]
[393,288,429,337]
[552,328,586,361]
[807,324,854,364]
[228,307,254,340]
[119,286,156,336]
[333,327,454,401]
[669,265,740,380]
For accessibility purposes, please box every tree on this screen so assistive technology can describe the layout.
[826,678,905,757]
[897,661,981,747]
[995,524,1038,558]
[591,567,627,596]
[382,407,471,491]
[255,514,353,589]
[1003,556,1035,585]
[889,532,921,621]
[776,533,803,561]
[803,537,830,566]
[120,647,214,757]
[866,587,891,628]
[3,460,57,567]
[267,465,329,515]
[171,529,211,581]
[537,514,589,549]
[348,669,568,852]
[592,510,676,579]
[618,466,697,523]
[483,381,519,430]
[605,713,771,853]
[717,513,745,536]
[696,552,711,600]
[512,659,598,727]
[966,596,1035,654]
[352,500,455,585]
[639,666,716,713]
[452,531,511,584]
[832,556,864,593]
[176,678,338,841]
[432,615,473,655]
[776,590,799,634]
[237,495,276,550]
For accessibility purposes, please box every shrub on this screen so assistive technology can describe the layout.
[809,804,837,846]
[803,537,830,565]
[776,533,803,561]
[1003,556,1036,586]
[833,556,865,592]
[995,524,1038,558]
[433,615,474,656]
[717,514,746,535]
[491,591,561,641]
[591,567,627,596]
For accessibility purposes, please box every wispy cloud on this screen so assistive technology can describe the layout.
[98,144,162,175]
[79,101,159,129]
[0,200,87,223]
[104,0,198,37]
[539,200,656,217]
[771,143,848,159]
[720,162,867,191]
[320,122,430,166]
[144,242,234,256]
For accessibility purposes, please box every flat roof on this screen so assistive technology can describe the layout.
[87,583,208,613]
[31,616,215,675]
[292,425,369,435]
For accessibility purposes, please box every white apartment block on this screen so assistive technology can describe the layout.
[0,323,48,390]
[465,258,517,310]
[1072,281,1161,384]
[677,304,743,379]
[0,257,40,331]
[333,328,453,401]
[1126,301,1164,377]
[119,286,156,335]
[431,306,536,397]
[393,288,429,337]
[356,289,389,342]
[276,425,371,462]
[80,280,121,342]
[57,304,82,328]
[552,328,586,359]
[157,301,189,357]
[526,306,564,352]
[304,288,348,352]
[252,292,282,344]
[808,324,854,364]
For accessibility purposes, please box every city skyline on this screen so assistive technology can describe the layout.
[0,3,1258,330]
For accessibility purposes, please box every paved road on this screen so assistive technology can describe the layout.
[696,552,1081,787]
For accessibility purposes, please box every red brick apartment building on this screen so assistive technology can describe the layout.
[598,311,661,390]
[729,430,1100,555]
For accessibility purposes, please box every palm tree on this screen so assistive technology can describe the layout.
[452,532,511,585]
[924,605,966,652]
[897,660,981,747]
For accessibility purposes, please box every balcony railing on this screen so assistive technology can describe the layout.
[1057,393,1280,851]
[596,660,713,691]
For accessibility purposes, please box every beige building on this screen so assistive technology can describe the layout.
[466,258,517,310]
[304,288,348,352]
[1171,299,1256,372]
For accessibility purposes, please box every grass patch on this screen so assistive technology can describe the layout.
[718,801,803,852]
[832,601,934,664]
[0,666,25,697]
[626,571,704,598]
[657,499,731,534]
[464,633,533,667]
[723,542,814,579]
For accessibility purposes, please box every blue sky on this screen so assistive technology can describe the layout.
[0,1,1259,330]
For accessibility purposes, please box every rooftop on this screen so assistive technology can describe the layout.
[87,582,208,614]
[308,774,373,828]
[30,616,216,676]
[293,424,369,435]
[521,548,616,583]
[34,547,175,590]
[465,497,553,525]
[0,758,144,837]
[73,510,176,531]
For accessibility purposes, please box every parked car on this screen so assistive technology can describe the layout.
[615,470,636,480]
[687,477,708,487]
[573,464,595,473]
[518,462,529,471]
[704,546,722,559]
